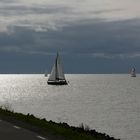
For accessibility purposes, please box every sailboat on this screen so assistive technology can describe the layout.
[131,67,136,77]
[47,52,68,85]
[44,70,48,77]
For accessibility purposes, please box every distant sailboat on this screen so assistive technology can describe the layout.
[44,70,48,77]
[131,67,136,77]
[47,52,67,85]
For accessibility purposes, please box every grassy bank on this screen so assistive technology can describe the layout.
[0,107,120,140]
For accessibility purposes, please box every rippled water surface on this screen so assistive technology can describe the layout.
[0,74,140,140]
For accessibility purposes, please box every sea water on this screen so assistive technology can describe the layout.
[0,74,139,140]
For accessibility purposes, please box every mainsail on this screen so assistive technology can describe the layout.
[48,52,67,85]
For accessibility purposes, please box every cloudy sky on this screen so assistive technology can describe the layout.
[0,0,140,73]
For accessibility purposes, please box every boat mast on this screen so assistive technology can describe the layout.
[55,52,58,80]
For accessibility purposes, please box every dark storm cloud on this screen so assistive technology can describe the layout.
[0,0,140,73]
[0,26,35,53]
[0,18,140,73]
[0,18,140,59]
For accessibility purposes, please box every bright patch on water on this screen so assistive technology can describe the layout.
[0,74,140,140]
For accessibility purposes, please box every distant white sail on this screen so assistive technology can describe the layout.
[44,70,48,77]
[48,52,67,85]
[131,67,136,77]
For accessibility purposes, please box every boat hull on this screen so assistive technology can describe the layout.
[131,75,136,77]
[47,80,68,85]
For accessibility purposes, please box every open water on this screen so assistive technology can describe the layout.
[0,74,139,140]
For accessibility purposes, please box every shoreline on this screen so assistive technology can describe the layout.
[0,107,120,140]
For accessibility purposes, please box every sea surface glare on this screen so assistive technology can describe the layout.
[0,74,139,140]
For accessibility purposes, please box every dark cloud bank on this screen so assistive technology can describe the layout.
[0,19,140,73]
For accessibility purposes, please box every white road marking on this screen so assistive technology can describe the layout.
[37,135,46,140]
[13,125,21,129]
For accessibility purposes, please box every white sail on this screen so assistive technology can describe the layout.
[48,64,56,81]
[56,53,65,80]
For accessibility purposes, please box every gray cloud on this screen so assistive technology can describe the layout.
[88,8,123,15]
[0,0,16,3]
[0,19,140,60]
[0,4,71,16]
[0,0,140,73]
[1,0,140,33]
[91,52,140,59]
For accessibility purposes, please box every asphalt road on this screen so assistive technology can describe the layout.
[0,119,47,140]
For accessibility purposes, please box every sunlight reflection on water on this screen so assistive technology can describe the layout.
[0,74,140,140]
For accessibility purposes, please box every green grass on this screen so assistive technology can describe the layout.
[0,107,119,140]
